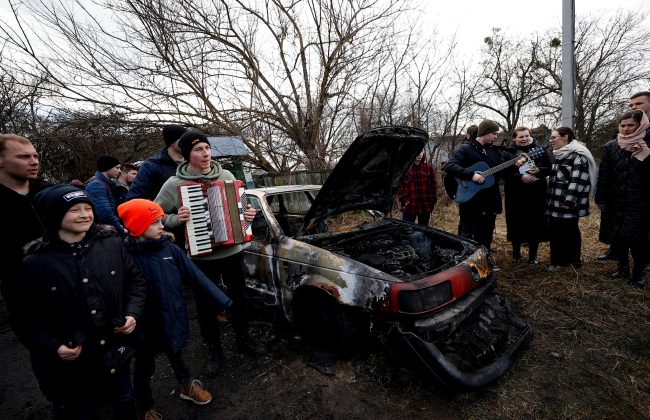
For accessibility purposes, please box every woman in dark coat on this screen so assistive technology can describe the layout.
[16,185,146,420]
[595,110,650,287]
[503,127,551,264]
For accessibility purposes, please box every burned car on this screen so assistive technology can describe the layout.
[242,126,532,392]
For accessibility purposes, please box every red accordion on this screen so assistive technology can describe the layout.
[179,180,253,257]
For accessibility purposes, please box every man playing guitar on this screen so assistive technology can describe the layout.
[444,119,525,251]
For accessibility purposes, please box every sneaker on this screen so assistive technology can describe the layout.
[512,255,522,263]
[179,379,212,405]
[236,336,268,357]
[547,265,565,272]
[528,258,540,265]
[138,409,163,420]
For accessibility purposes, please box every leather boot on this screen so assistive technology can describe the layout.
[630,276,646,288]
[597,249,616,261]
[236,335,267,357]
[611,266,630,279]
[206,345,224,377]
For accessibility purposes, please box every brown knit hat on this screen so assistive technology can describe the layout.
[477,119,500,136]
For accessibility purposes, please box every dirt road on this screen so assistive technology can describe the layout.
[2,207,648,419]
[0,300,457,420]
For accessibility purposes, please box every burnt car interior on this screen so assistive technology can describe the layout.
[250,192,321,238]
[248,191,476,282]
[303,223,470,281]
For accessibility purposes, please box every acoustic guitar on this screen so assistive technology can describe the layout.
[443,146,548,204]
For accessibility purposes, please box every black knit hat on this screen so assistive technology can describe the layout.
[178,131,211,161]
[96,155,120,172]
[477,119,500,137]
[34,184,95,233]
[162,124,187,147]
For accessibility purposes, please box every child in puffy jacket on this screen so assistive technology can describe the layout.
[19,185,146,420]
[118,199,232,420]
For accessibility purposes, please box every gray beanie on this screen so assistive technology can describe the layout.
[477,120,500,137]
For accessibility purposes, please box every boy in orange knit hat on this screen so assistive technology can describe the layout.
[118,199,232,420]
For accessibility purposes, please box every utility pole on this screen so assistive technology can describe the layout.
[561,0,575,129]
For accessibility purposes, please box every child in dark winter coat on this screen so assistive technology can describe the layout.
[117,199,232,420]
[18,184,146,420]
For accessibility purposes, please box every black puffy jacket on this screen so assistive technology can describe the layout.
[0,180,48,303]
[595,136,650,242]
[17,225,146,374]
[125,237,231,353]
[126,149,179,201]
[444,139,508,214]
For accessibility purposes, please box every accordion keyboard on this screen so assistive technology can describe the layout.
[179,184,213,256]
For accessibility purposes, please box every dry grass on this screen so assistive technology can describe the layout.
[318,198,649,419]
[429,202,650,420]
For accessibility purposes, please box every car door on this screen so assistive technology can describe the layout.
[242,195,283,307]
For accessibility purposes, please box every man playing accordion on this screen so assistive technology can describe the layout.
[154,131,266,376]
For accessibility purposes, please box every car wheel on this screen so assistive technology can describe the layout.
[292,287,367,357]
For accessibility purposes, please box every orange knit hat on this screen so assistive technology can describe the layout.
[117,199,165,237]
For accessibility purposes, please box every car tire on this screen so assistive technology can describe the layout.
[292,287,367,357]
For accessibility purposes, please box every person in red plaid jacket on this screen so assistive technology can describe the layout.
[397,150,437,226]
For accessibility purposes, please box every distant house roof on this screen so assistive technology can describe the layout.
[207,136,248,157]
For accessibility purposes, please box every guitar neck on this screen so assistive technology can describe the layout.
[479,155,520,177]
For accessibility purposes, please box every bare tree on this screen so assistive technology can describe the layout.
[2,0,422,172]
[32,109,162,182]
[474,28,549,133]
[0,46,50,135]
[430,60,481,161]
[352,30,454,128]
[533,11,650,148]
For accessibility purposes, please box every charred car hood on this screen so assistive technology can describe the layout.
[303,126,428,233]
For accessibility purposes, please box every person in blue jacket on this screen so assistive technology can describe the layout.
[85,155,126,234]
[117,198,232,420]
[126,124,186,201]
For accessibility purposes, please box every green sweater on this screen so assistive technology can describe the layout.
[154,160,241,260]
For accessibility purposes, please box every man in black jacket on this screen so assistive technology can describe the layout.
[0,134,47,324]
[126,124,186,201]
[444,120,521,250]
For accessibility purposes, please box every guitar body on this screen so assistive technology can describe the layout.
[443,146,547,204]
[444,162,494,204]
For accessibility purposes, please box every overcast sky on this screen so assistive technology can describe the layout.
[2,0,648,56]
[424,0,650,60]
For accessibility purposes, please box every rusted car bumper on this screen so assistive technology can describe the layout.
[385,279,533,392]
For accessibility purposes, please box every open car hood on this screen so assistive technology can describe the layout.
[302,126,428,234]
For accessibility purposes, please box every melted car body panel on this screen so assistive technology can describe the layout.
[240,126,531,391]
